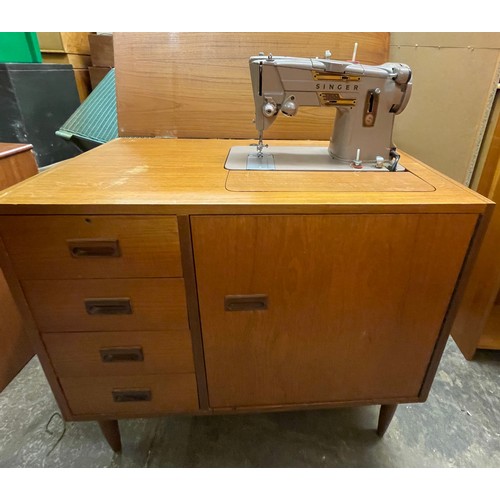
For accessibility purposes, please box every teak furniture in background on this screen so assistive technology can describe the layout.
[0,143,37,391]
[88,34,114,89]
[0,139,491,450]
[38,31,92,102]
[451,104,500,358]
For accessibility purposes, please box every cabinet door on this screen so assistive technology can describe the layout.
[191,214,476,409]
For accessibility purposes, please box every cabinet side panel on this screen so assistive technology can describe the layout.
[192,214,477,409]
[0,236,72,417]
[0,267,32,391]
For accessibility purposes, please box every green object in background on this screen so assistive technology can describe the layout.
[57,69,118,150]
[0,32,42,63]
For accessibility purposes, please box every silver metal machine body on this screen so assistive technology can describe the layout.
[225,53,412,172]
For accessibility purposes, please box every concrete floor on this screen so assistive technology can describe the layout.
[0,338,499,467]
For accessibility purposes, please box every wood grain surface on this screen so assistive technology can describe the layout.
[114,32,389,139]
[43,330,195,377]
[42,53,91,69]
[0,268,32,392]
[477,109,500,196]
[60,373,198,416]
[73,68,91,102]
[0,139,489,215]
[0,143,33,159]
[89,66,111,88]
[178,215,210,410]
[0,148,38,188]
[37,32,91,54]
[88,34,114,67]
[0,215,182,279]
[478,305,500,350]
[450,110,500,358]
[0,143,37,391]
[192,214,477,408]
[22,278,188,333]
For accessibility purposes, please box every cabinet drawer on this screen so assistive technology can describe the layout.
[0,215,182,279]
[60,373,199,416]
[22,278,188,332]
[43,330,195,377]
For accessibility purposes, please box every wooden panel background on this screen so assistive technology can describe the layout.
[114,32,389,140]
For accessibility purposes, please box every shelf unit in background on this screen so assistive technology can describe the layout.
[37,32,92,102]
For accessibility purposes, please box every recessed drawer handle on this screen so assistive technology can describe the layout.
[85,298,132,315]
[68,239,121,257]
[100,347,144,363]
[112,389,151,403]
[224,294,268,311]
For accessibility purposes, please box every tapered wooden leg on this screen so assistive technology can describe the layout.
[377,404,398,437]
[98,420,122,452]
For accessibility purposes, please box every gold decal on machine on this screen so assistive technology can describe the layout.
[312,71,361,81]
[318,93,357,106]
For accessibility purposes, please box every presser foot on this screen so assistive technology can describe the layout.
[250,133,269,158]
[248,136,274,169]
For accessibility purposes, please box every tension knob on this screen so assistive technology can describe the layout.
[263,101,277,117]
[281,98,297,117]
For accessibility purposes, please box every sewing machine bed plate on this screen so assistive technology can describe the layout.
[225,146,406,172]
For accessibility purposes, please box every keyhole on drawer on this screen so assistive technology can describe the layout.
[84,218,92,224]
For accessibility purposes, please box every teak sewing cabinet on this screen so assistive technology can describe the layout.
[0,138,492,451]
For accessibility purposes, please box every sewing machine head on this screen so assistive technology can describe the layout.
[248,51,412,169]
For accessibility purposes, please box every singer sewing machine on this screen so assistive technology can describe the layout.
[225,51,412,171]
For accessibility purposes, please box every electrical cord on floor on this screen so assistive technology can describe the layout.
[144,419,162,467]
[45,412,66,456]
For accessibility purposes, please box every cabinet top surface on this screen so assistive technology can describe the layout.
[0,138,490,215]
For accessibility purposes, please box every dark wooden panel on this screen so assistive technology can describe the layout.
[89,34,114,67]
[89,66,111,88]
